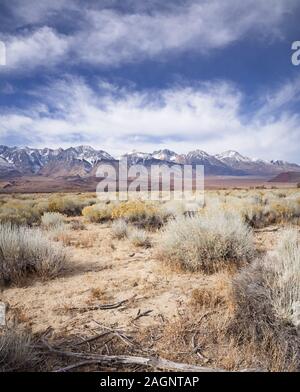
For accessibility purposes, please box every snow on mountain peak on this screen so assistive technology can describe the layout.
[216,150,250,162]
[187,150,210,158]
[1,145,300,178]
[152,149,178,162]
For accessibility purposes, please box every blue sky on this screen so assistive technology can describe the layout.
[0,0,300,162]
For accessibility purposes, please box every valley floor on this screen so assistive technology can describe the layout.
[0,175,297,193]
[1,220,288,371]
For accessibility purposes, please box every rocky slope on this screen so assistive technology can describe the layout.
[0,145,299,178]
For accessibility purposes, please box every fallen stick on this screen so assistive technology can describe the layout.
[133,309,153,321]
[42,337,264,372]
[50,349,224,372]
[68,296,135,312]
[54,360,104,372]
[73,331,111,346]
[254,227,279,233]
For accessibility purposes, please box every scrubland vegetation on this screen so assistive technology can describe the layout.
[41,212,65,230]
[0,187,299,371]
[227,229,300,370]
[0,328,35,372]
[0,224,67,286]
[159,210,254,273]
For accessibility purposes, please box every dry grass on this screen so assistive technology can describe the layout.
[111,219,129,239]
[0,224,68,286]
[190,286,228,309]
[0,328,35,372]
[69,220,86,231]
[227,229,300,371]
[129,228,151,248]
[41,212,65,230]
[268,229,300,326]
[54,230,97,248]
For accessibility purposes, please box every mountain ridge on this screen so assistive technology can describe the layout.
[0,145,299,179]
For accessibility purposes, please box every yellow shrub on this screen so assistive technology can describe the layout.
[111,200,164,229]
[111,200,154,220]
[270,203,290,220]
[0,200,41,226]
[48,195,94,216]
[82,203,113,223]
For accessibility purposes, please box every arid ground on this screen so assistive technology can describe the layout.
[0,187,299,372]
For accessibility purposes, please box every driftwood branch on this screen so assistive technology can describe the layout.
[39,336,264,372]
[50,349,224,372]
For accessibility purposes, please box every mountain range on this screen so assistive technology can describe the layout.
[0,145,299,179]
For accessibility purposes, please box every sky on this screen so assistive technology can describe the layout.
[0,0,300,162]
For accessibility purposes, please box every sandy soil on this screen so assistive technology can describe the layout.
[1,223,215,335]
[1,217,295,373]
[1,222,281,337]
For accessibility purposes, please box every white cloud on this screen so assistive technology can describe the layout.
[4,27,70,71]
[1,0,298,71]
[1,76,299,163]
[3,0,75,26]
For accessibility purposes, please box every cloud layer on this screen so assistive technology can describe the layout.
[1,0,298,72]
[0,0,299,163]
[1,76,299,162]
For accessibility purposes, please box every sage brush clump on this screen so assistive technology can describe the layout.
[0,224,67,286]
[159,210,255,272]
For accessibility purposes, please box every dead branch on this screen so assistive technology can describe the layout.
[254,227,279,233]
[39,336,264,372]
[68,296,136,313]
[73,331,111,346]
[49,348,225,372]
[133,309,153,321]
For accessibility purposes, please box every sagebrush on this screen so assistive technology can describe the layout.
[159,210,255,272]
[0,224,67,286]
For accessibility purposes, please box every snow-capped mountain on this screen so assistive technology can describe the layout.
[121,151,154,165]
[152,149,182,163]
[61,146,114,165]
[0,145,66,174]
[184,150,245,175]
[0,145,114,177]
[0,156,20,177]
[215,150,252,163]
[0,145,299,179]
[216,150,300,175]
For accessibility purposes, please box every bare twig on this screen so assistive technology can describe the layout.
[53,360,104,372]
[133,309,153,321]
[73,331,111,347]
[68,295,137,313]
